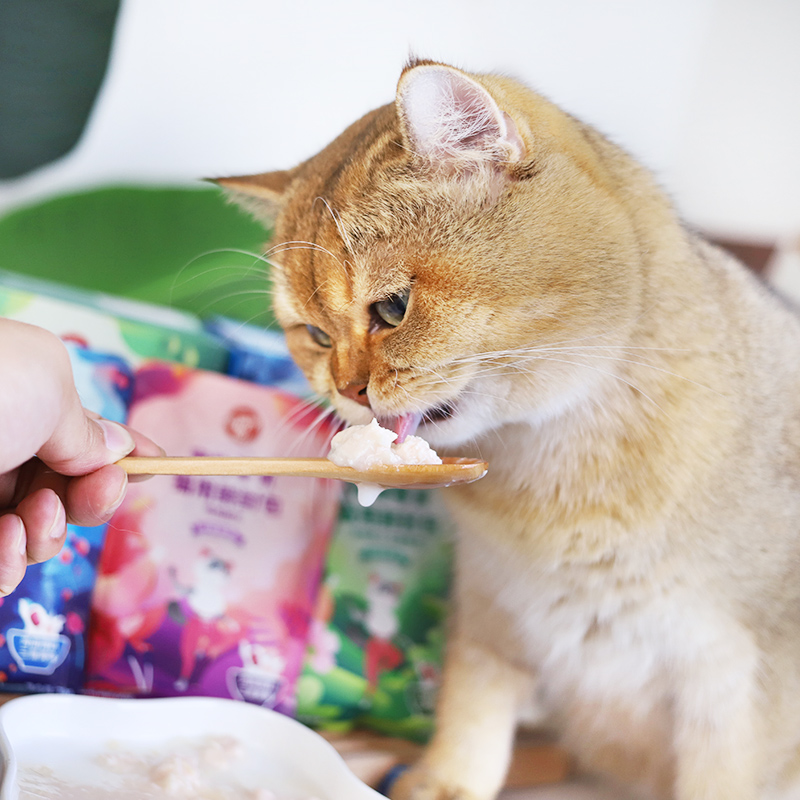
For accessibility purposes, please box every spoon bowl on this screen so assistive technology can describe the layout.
[118,456,488,489]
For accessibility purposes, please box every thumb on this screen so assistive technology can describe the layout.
[37,410,136,477]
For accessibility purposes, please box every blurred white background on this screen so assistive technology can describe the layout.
[0,0,798,260]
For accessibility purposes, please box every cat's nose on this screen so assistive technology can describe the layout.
[338,382,372,408]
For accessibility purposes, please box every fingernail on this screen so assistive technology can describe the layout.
[48,501,66,540]
[97,419,136,457]
[0,516,24,595]
[15,517,27,556]
[106,480,128,517]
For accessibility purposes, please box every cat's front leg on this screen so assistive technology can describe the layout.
[672,637,763,800]
[391,634,532,800]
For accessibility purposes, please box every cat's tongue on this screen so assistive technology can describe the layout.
[383,412,423,444]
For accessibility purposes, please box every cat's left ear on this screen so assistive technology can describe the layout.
[396,63,525,177]
[209,170,294,223]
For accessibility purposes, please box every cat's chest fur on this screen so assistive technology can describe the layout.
[455,485,671,665]
[450,484,741,791]
[456,517,683,687]
[445,412,760,752]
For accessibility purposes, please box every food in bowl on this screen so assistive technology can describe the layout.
[0,695,381,800]
[17,735,309,799]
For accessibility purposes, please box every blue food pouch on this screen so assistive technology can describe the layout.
[0,343,133,692]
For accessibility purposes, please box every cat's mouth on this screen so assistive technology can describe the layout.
[381,403,456,443]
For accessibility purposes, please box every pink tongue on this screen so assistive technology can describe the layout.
[387,412,423,444]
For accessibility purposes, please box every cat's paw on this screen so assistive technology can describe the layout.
[389,765,484,800]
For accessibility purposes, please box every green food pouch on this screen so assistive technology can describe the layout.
[296,485,454,743]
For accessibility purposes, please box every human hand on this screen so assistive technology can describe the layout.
[0,319,163,596]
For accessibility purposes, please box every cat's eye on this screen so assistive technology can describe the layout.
[306,324,332,348]
[373,287,411,328]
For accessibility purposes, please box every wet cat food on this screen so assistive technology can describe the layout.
[327,420,441,506]
[327,419,441,471]
[18,735,317,800]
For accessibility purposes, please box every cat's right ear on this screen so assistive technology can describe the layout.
[396,62,525,179]
[208,170,294,224]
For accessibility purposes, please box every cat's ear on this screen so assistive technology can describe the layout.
[209,170,294,223]
[396,63,525,176]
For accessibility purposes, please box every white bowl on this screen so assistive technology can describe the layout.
[0,694,383,800]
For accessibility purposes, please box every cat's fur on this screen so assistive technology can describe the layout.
[218,60,800,800]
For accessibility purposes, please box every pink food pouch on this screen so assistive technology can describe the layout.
[85,364,340,716]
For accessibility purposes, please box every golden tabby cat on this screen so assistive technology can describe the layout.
[218,60,800,800]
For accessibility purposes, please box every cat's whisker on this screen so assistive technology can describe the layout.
[195,246,275,266]
[267,240,346,270]
[540,351,722,397]
[282,422,325,459]
[277,392,330,427]
[188,287,277,320]
[168,248,275,306]
[448,302,676,367]
[406,364,511,409]
[448,338,686,370]
[401,368,465,408]
[171,261,272,289]
[177,246,273,273]
[275,396,342,457]
[459,346,721,399]
[395,380,417,405]
[218,312,277,332]
[265,239,333,254]
[313,196,356,259]
[478,344,695,358]
[527,354,670,418]
[266,243,333,260]
[296,407,343,457]
[302,275,340,311]
[413,351,670,418]
[447,340,697,369]
[312,198,363,294]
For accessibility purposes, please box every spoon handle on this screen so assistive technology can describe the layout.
[119,456,348,479]
[117,456,488,487]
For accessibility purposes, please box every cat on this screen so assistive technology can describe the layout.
[216,60,800,800]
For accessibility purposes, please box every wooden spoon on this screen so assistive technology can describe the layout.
[118,456,488,489]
